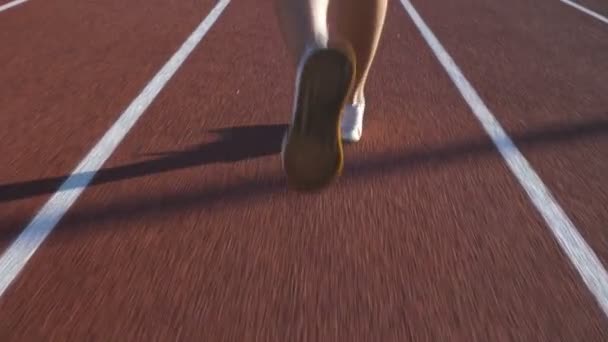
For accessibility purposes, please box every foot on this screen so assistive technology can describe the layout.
[341,100,365,143]
[281,46,355,191]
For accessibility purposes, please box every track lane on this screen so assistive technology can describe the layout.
[0,0,215,250]
[561,0,608,20]
[0,0,230,297]
[411,0,608,271]
[1,0,607,340]
[0,0,27,13]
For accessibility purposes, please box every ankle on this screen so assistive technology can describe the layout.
[350,90,365,106]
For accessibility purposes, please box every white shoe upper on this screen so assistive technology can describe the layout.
[341,100,365,143]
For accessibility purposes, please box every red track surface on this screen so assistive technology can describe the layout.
[1,0,607,340]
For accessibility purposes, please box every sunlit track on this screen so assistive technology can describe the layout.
[0,0,607,340]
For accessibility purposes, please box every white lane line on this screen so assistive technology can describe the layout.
[398,0,608,317]
[0,0,28,13]
[0,0,231,297]
[560,0,608,25]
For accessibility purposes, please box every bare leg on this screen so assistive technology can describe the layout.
[274,0,330,63]
[275,0,388,101]
[329,0,388,142]
[330,0,388,105]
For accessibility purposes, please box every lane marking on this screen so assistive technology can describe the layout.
[398,0,608,317]
[560,0,608,25]
[0,0,231,297]
[0,0,28,13]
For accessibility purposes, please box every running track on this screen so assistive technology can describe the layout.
[1,0,607,340]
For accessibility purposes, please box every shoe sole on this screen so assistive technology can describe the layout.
[281,48,355,191]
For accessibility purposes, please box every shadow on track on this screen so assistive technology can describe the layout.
[1,116,607,238]
[0,124,287,203]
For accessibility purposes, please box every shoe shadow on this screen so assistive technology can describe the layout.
[0,124,289,202]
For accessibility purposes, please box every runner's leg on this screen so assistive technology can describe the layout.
[275,0,357,191]
[274,0,330,60]
[331,0,388,142]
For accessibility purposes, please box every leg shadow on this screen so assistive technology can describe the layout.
[0,124,288,202]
